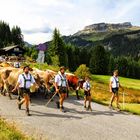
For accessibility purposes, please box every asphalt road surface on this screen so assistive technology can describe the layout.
[0,94,140,140]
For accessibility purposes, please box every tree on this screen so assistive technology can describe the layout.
[0,21,12,48]
[79,48,90,66]
[89,45,108,74]
[66,43,80,71]
[11,26,24,46]
[24,46,38,60]
[114,56,128,77]
[75,64,90,79]
[108,55,115,75]
[49,28,68,66]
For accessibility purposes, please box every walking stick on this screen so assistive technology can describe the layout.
[45,92,58,107]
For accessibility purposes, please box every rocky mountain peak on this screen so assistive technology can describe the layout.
[74,22,133,35]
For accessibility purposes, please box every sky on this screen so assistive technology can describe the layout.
[0,0,140,44]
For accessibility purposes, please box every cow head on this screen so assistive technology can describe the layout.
[2,70,12,79]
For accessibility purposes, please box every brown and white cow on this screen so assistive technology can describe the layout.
[0,67,41,99]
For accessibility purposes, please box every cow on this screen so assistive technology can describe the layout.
[66,73,85,100]
[32,68,56,98]
[0,62,11,67]
[0,67,16,99]
[0,67,41,99]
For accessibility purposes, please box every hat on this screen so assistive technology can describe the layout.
[60,66,66,71]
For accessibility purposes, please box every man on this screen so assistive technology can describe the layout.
[14,61,20,68]
[12,66,37,116]
[83,77,92,111]
[55,66,69,112]
[109,70,123,110]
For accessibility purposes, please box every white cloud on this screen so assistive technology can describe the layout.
[0,0,140,44]
[24,33,52,45]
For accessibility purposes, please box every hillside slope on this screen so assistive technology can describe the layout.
[63,22,140,57]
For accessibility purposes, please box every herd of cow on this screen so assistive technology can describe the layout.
[0,62,84,101]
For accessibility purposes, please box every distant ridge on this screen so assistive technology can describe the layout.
[74,22,140,36]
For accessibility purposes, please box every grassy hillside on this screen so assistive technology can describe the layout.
[87,75,140,115]
[92,75,140,90]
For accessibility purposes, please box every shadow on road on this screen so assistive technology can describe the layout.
[30,109,82,119]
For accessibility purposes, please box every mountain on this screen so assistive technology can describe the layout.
[24,41,34,47]
[74,22,137,35]
[63,22,140,58]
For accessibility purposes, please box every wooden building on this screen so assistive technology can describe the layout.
[0,45,25,56]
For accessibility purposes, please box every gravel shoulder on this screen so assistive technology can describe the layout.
[0,94,140,140]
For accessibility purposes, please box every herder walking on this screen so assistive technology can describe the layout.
[55,66,69,112]
[109,70,124,110]
[12,66,37,116]
[83,77,92,111]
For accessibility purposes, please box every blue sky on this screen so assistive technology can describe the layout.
[0,0,140,44]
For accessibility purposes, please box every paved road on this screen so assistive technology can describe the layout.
[0,94,140,140]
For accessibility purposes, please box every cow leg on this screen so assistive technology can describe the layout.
[0,84,5,96]
[0,85,3,95]
[1,86,5,96]
[44,88,49,99]
[5,85,12,100]
[76,90,80,100]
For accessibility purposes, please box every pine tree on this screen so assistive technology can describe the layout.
[11,26,24,46]
[79,48,90,66]
[0,21,12,48]
[49,28,68,66]
[89,45,108,74]
[108,55,115,75]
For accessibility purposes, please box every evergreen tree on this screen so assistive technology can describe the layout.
[0,21,12,48]
[89,45,108,74]
[79,48,90,66]
[114,56,128,77]
[49,28,68,66]
[108,55,115,75]
[11,26,24,46]
[66,43,80,71]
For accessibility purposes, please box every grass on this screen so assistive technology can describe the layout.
[92,75,140,90]
[90,75,140,115]
[0,118,32,140]
[101,101,140,115]
[121,103,140,115]
[22,62,60,72]
[74,74,140,115]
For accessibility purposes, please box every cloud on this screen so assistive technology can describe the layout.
[24,32,52,45]
[23,25,53,34]
[0,0,140,44]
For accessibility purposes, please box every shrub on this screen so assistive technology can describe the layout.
[75,64,90,79]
